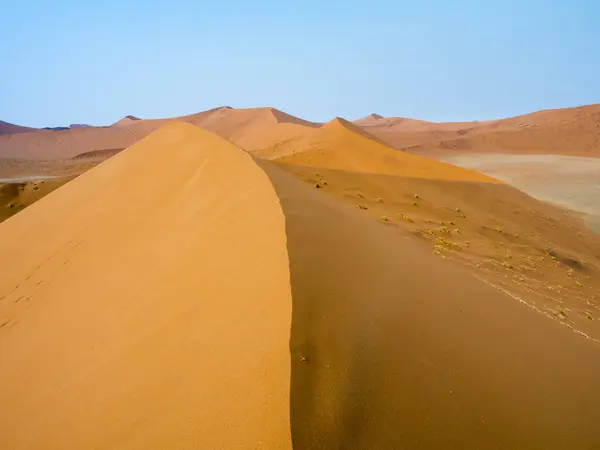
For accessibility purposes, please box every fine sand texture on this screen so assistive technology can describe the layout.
[0,123,292,449]
[2,122,600,448]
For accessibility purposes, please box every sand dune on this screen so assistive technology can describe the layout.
[272,117,499,182]
[268,118,600,340]
[365,104,600,157]
[110,115,141,127]
[2,122,600,447]
[0,176,76,222]
[354,113,488,131]
[0,123,292,448]
[0,120,37,136]
[260,159,600,448]
[0,106,316,162]
[195,107,319,151]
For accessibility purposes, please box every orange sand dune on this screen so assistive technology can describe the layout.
[0,120,38,136]
[2,122,600,447]
[110,115,141,127]
[353,113,490,150]
[367,104,600,157]
[260,160,600,448]
[195,107,319,151]
[0,106,316,161]
[0,123,292,448]
[272,117,500,182]
[354,113,489,131]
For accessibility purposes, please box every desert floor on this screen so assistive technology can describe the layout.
[440,153,600,233]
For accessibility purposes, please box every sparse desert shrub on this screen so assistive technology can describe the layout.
[358,204,368,210]
[423,228,437,237]
[379,216,389,222]
[413,202,419,207]
[435,236,467,251]
[398,213,413,223]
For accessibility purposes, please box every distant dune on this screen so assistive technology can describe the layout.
[110,115,141,127]
[3,104,599,161]
[269,117,500,182]
[363,104,600,157]
[0,106,317,161]
[0,120,37,136]
[2,122,600,447]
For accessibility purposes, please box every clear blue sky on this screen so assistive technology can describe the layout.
[1,0,599,127]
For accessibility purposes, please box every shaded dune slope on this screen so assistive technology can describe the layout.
[0,120,37,136]
[0,123,292,449]
[260,160,600,448]
[1,123,600,448]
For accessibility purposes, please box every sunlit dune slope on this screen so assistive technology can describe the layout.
[198,107,319,151]
[271,117,500,182]
[0,177,77,222]
[0,122,292,449]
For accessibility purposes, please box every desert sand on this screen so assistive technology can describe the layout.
[0,120,37,136]
[441,153,600,233]
[358,104,600,157]
[0,123,292,448]
[1,106,600,448]
[0,106,317,161]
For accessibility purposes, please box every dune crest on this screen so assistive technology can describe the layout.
[110,115,141,127]
[0,120,38,136]
[273,117,501,182]
[0,122,292,449]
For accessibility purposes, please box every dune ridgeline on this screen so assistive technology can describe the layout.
[2,121,600,448]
